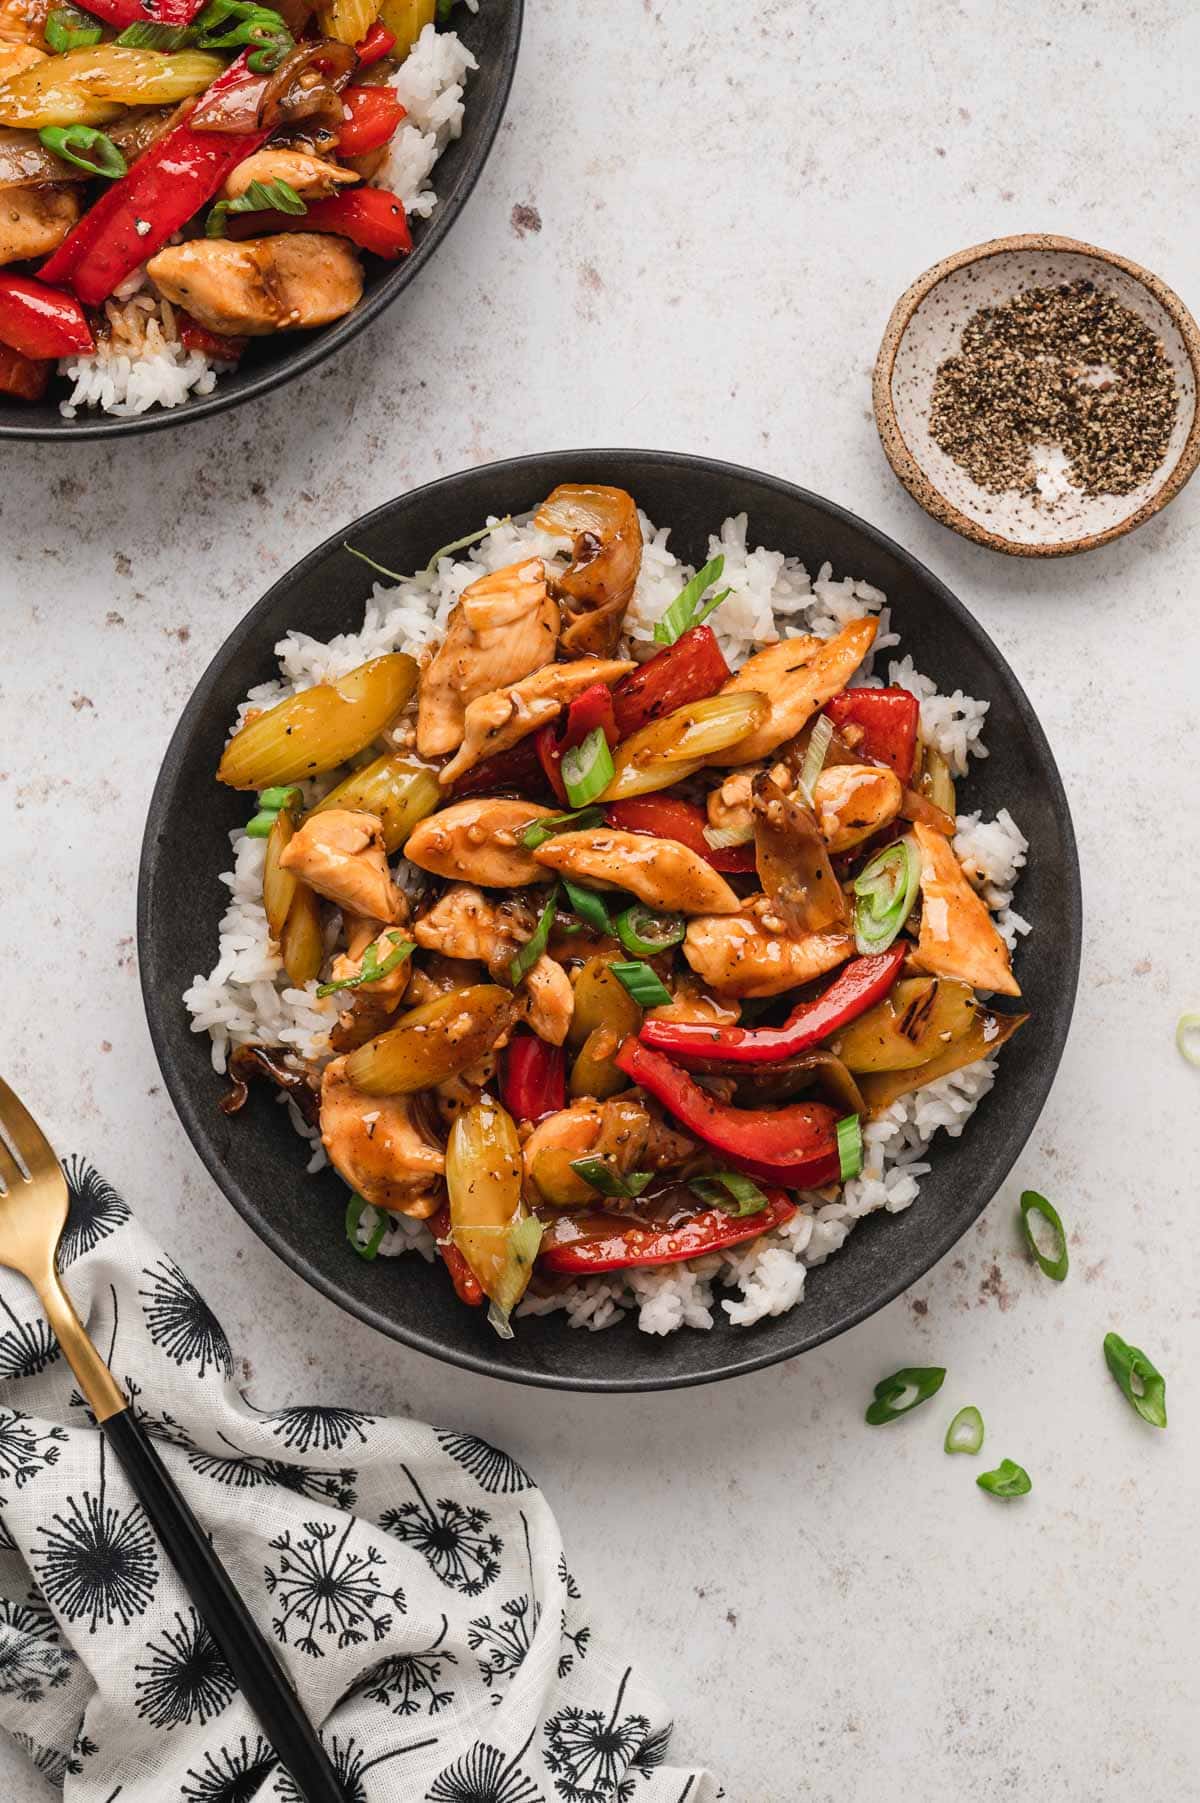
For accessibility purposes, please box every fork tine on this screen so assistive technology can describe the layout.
[0,1075,64,1191]
[0,1127,25,1199]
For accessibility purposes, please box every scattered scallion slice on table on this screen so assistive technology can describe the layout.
[616,903,686,958]
[562,880,613,935]
[345,1193,388,1261]
[689,1171,768,1216]
[1019,1190,1069,1281]
[852,835,920,955]
[865,1365,946,1424]
[38,125,126,180]
[317,932,412,999]
[1176,1012,1200,1066]
[569,1159,653,1199]
[944,1405,985,1455]
[652,555,731,646]
[207,177,306,239]
[976,1458,1032,1498]
[835,1113,863,1182]
[1103,1331,1167,1428]
[561,727,614,807]
[798,713,834,803]
[508,885,559,987]
[44,3,102,50]
[424,515,513,573]
[610,960,672,1009]
[521,805,605,851]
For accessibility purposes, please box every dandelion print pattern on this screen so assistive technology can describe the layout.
[544,1669,651,1803]
[180,1733,278,1802]
[381,1466,504,1598]
[356,1615,457,1716]
[275,1732,438,1803]
[257,1404,372,1455]
[187,1434,357,1511]
[436,1432,533,1496]
[133,1608,237,1731]
[12,1729,73,1788]
[264,1519,403,1656]
[469,1595,535,1700]
[59,1158,131,1268]
[616,1725,674,1801]
[0,1595,74,1703]
[0,1407,67,1495]
[0,1295,59,1382]
[32,1446,158,1633]
[426,1726,544,1803]
[139,1260,232,1381]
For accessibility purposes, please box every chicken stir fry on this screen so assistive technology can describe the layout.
[214,484,1029,1335]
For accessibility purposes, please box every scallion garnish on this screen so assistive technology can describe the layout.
[1103,1331,1167,1428]
[194,0,293,67]
[1019,1190,1069,1282]
[317,933,412,999]
[561,726,614,808]
[864,1365,946,1424]
[38,125,126,180]
[562,880,613,935]
[835,1112,863,1182]
[424,514,512,573]
[944,1405,985,1455]
[343,542,406,583]
[689,1170,768,1216]
[257,785,303,811]
[521,805,605,850]
[610,960,672,1009]
[115,19,195,45]
[615,902,686,958]
[652,554,732,646]
[569,1158,653,1199]
[44,3,102,50]
[976,1458,1032,1498]
[345,1192,388,1261]
[798,713,834,803]
[245,785,302,837]
[1176,1012,1200,1066]
[207,176,306,239]
[486,1214,543,1340]
[508,885,559,986]
[852,835,920,955]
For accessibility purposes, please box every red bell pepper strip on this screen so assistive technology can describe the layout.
[40,56,269,306]
[228,186,412,258]
[536,682,619,805]
[0,272,93,359]
[74,0,208,26]
[177,313,248,361]
[354,19,396,63]
[0,343,50,400]
[603,795,756,875]
[639,943,907,1065]
[501,1032,565,1123]
[538,1190,796,1275]
[609,624,730,739]
[428,1204,484,1307]
[337,85,406,155]
[615,1037,841,1187]
[823,687,920,784]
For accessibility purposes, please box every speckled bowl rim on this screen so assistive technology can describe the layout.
[873,232,1200,557]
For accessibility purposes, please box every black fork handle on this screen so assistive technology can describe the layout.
[102,1407,346,1803]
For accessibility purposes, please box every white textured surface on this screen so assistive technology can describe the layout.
[3,2,1200,1796]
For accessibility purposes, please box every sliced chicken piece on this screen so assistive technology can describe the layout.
[412,883,530,971]
[645,973,740,1027]
[533,828,740,916]
[438,657,634,787]
[533,484,643,656]
[405,797,557,888]
[523,1097,651,1185]
[416,559,558,758]
[320,1057,444,1217]
[908,821,1020,997]
[519,953,574,1045]
[0,0,49,49]
[278,808,404,924]
[222,148,358,202]
[684,902,854,998]
[812,763,903,853]
[713,618,879,767]
[0,182,79,264]
[146,233,362,337]
[328,918,413,1053]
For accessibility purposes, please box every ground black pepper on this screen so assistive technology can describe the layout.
[928,278,1179,499]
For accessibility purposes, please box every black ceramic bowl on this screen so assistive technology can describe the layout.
[139,450,1081,1391]
[0,1,521,442]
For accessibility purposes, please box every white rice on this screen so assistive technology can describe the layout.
[184,508,1030,1333]
[58,24,474,417]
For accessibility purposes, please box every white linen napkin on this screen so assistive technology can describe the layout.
[0,1159,718,1802]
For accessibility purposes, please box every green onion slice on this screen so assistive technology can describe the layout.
[44,4,102,50]
[316,933,412,999]
[521,804,605,851]
[689,1170,767,1216]
[835,1112,863,1182]
[865,1365,946,1424]
[207,176,305,238]
[343,542,406,584]
[508,884,559,987]
[852,835,920,955]
[1176,1012,1200,1067]
[653,554,732,646]
[798,713,834,803]
[245,785,302,838]
[702,818,754,851]
[1019,1190,1069,1282]
[976,1458,1032,1498]
[246,809,280,838]
[115,19,194,45]
[569,1158,653,1200]
[562,880,613,935]
[610,960,672,1009]
[616,902,685,958]
[345,1192,388,1261]
[425,514,512,573]
[1103,1331,1167,1428]
[38,125,126,180]
[486,1214,543,1340]
[561,726,614,808]
[257,784,302,811]
[944,1404,985,1455]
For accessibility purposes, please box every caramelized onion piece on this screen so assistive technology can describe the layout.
[256,39,353,132]
[219,1043,320,1124]
[753,769,848,935]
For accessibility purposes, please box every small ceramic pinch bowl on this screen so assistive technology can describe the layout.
[874,233,1200,556]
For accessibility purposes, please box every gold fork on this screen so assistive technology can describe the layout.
[0,1076,347,1803]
